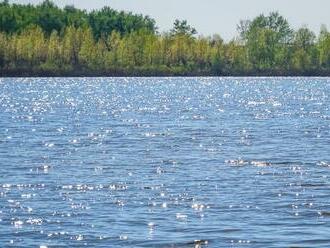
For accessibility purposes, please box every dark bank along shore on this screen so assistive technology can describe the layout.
[2,70,330,77]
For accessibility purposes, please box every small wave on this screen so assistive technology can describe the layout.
[318,211,330,217]
[250,161,271,167]
[247,101,266,106]
[225,159,271,167]
[317,161,330,167]
[225,159,248,166]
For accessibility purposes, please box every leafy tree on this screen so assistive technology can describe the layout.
[0,0,9,5]
[318,25,330,68]
[0,3,17,33]
[46,30,61,65]
[79,27,97,69]
[14,26,46,67]
[170,19,197,37]
[0,1,156,38]
[62,26,83,65]
[224,40,249,74]
[36,0,65,35]
[291,27,317,71]
[88,7,156,39]
[209,35,225,74]
[105,31,122,69]
[240,12,293,71]
[0,32,6,68]
[64,5,88,28]
[294,27,316,50]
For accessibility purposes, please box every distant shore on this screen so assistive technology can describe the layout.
[1,2,330,78]
[2,69,330,78]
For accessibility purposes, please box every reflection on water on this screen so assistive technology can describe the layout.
[0,77,330,247]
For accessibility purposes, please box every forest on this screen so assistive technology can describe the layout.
[1,0,330,76]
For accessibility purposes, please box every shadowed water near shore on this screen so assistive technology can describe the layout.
[0,77,329,247]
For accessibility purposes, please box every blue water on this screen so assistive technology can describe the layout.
[0,77,329,247]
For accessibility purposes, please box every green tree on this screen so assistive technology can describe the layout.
[105,31,122,69]
[209,35,225,74]
[0,3,17,33]
[15,25,46,67]
[0,32,6,68]
[224,40,249,74]
[47,31,61,62]
[61,26,83,66]
[64,5,88,28]
[170,19,197,37]
[88,7,156,39]
[294,27,315,50]
[291,27,317,71]
[318,25,330,69]
[40,30,62,72]
[78,27,96,69]
[36,0,65,35]
[240,12,293,71]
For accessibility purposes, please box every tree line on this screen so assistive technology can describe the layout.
[1,0,330,76]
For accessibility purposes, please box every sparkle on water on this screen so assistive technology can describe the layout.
[0,77,329,247]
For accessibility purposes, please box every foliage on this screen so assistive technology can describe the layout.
[0,0,155,37]
[238,12,294,70]
[1,1,330,76]
[170,19,197,37]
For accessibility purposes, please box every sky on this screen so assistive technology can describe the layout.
[11,0,330,40]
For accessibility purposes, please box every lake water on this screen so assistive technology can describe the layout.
[0,77,329,247]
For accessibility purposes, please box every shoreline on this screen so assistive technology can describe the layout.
[2,70,330,78]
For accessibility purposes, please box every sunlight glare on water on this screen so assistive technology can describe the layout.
[0,77,330,247]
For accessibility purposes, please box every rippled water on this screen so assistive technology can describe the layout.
[0,77,329,247]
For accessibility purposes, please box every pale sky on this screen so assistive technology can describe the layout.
[10,0,330,40]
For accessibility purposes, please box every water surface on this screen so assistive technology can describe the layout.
[0,77,329,247]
